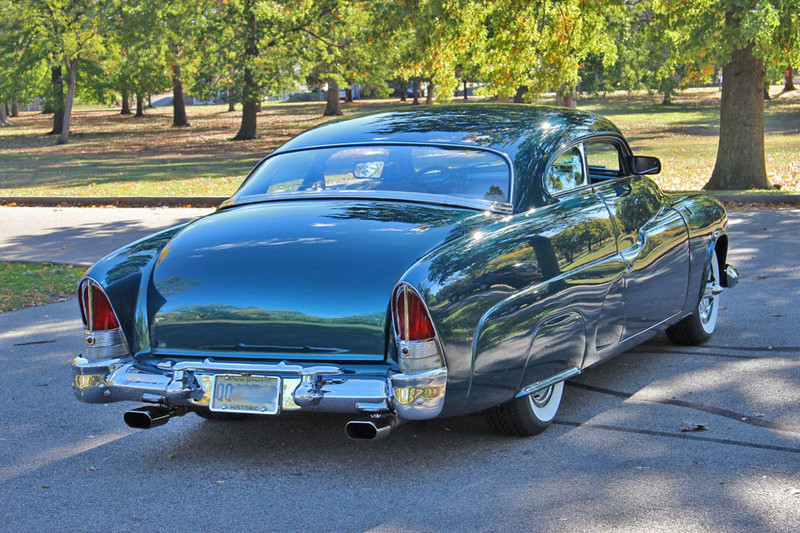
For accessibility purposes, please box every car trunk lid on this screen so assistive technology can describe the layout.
[148,200,473,362]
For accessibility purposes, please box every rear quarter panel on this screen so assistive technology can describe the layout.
[403,189,625,415]
[668,193,729,315]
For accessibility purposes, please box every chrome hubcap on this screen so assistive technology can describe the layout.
[699,262,722,325]
[531,386,553,408]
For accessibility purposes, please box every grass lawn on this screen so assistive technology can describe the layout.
[0,261,87,312]
[0,87,798,197]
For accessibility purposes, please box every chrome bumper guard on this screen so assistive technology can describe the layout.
[722,264,739,288]
[71,356,446,421]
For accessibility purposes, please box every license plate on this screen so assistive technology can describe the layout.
[210,375,281,415]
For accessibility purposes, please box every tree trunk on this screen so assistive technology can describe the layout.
[49,66,64,134]
[555,84,577,108]
[228,100,236,112]
[135,91,145,117]
[463,80,468,100]
[399,80,407,101]
[662,89,672,105]
[171,62,189,127]
[784,65,795,92]
[513,85,528,103]
[57,59,77,145]
[345,86,353,102]
[324,77,343,116]
[0,102,10,126]
[120,88,132,115]
[412,79,420,105]
[705,44,769,190]
[11,98,18,117]
[234,1,258,140]
[426,80,434,105]
[763,79,771,100]
[42,101,53,114]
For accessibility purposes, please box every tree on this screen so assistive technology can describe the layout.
[0,0,51,127]
[662,0,798,190]
[159,1,206,128]
[25,0,107,144]
[303,1,393,116]
[106,2,171,119]
[380,0,489,105]
[201,0,320,140]
[479,0,621,106]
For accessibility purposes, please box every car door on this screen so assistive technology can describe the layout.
[586,139,689,339]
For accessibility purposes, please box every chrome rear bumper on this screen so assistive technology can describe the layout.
[71,356,446,421]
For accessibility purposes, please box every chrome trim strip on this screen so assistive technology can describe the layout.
[223,190,512,215]
[516,367,581,398]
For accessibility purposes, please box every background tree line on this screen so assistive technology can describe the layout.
[0,0,798,190]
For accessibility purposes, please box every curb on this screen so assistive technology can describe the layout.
[0,196,226,208]
[0,193,798,208]
[706,193,800,206]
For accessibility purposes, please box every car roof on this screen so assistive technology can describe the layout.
[274,104,622,164]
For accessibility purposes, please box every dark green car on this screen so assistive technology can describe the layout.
[72,105,738,439]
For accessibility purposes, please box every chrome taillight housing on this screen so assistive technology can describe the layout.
[391,283,445,373]
[78,279,128,361]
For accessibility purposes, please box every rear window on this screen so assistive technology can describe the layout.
[234,145,511,204]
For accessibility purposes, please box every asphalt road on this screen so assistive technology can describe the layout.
[0,206,213,265]
[0,207,799,532]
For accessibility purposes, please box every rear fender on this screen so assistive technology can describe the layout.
[82,224,188,355]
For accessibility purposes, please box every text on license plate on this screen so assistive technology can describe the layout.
[210,375,281,415]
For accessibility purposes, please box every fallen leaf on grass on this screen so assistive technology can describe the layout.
[680,422,709,433]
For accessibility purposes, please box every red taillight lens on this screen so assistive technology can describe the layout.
[393,285,436,341]
[79,280,120,331]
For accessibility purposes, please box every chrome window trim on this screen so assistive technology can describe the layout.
[223,142,515,214]
[543,141,589,198]
[543,133,634,201]
[583,134,634,179]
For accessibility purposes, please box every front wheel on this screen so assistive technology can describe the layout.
[484,381,564,436]
[666,251,721,345]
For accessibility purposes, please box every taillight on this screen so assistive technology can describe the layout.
[393,285,436,341]
[79,279,120,331]
[391,284,444,373]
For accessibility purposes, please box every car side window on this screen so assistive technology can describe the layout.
[545,146,585,195]
[585,141,623,182]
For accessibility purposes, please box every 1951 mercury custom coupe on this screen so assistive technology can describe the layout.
[72,105,738,439]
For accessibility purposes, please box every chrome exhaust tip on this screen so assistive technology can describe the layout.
[345,417,397,440]
[123,406,176,429]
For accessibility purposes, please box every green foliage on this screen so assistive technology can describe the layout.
[479,0,621,100]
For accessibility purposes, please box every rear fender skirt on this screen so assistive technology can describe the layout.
[517,311,586,394]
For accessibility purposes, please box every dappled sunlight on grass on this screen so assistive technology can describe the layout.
[1,87,798,196]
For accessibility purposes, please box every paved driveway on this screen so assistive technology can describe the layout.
[0,206,213,265]
[0,208,798,531]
